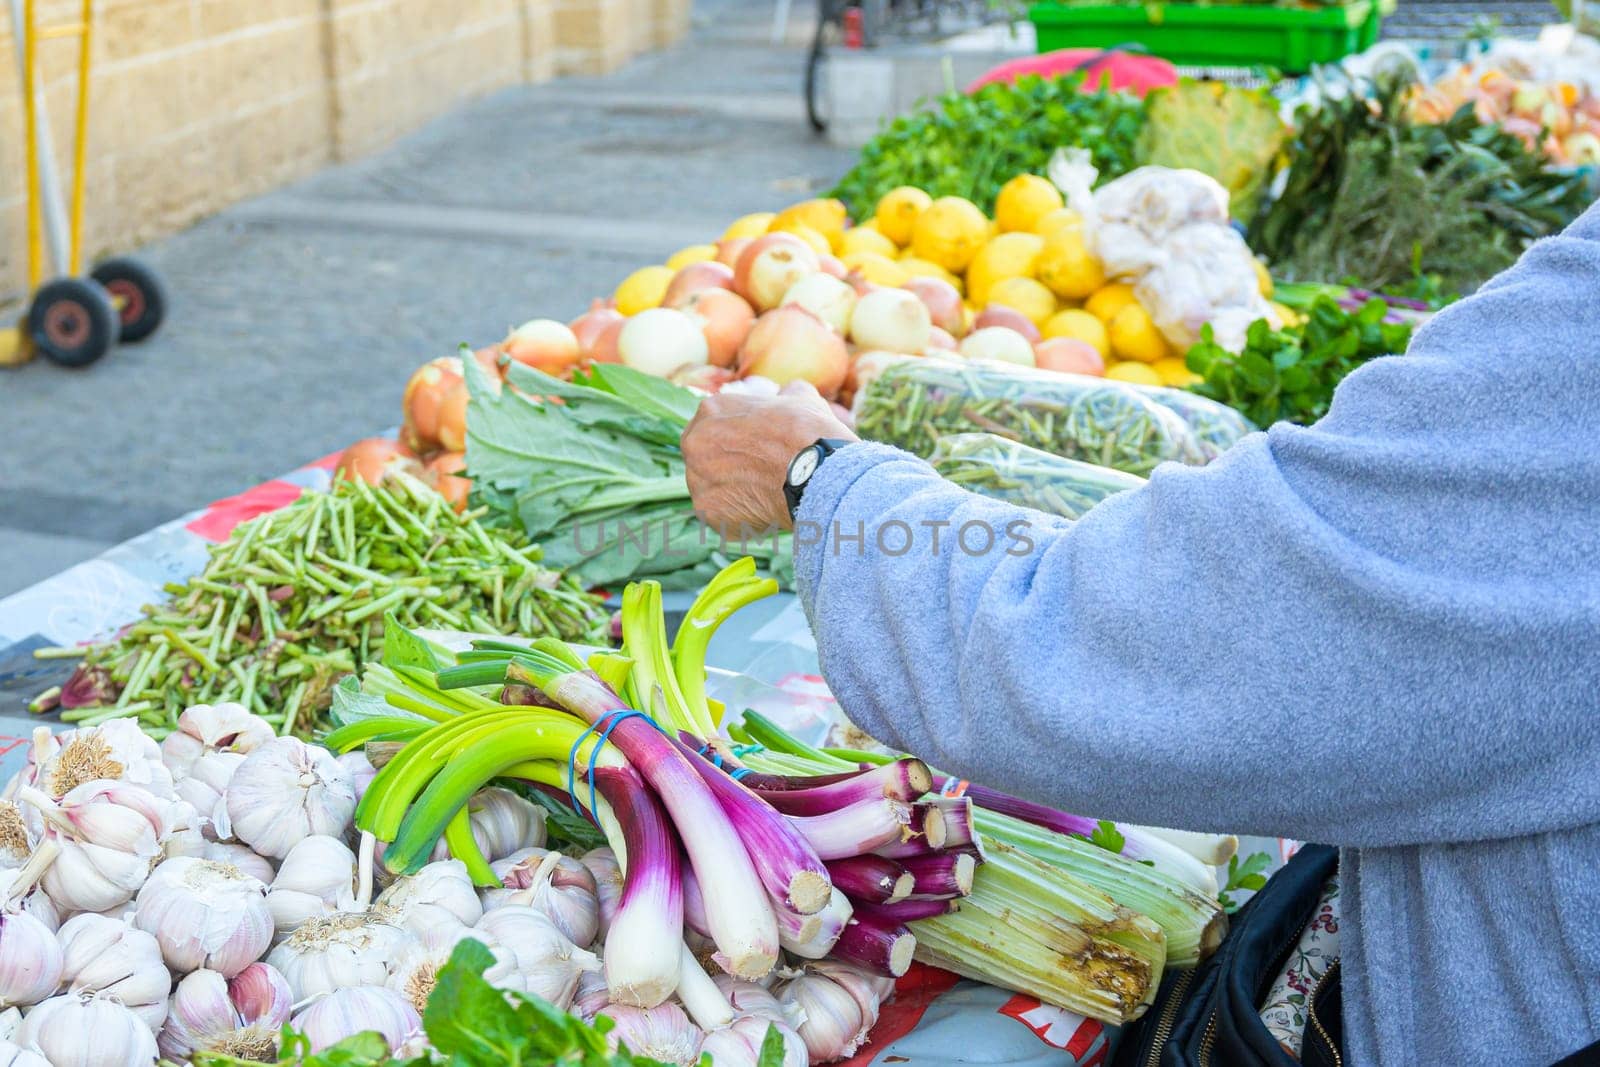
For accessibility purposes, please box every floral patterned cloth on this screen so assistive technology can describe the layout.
[1259,872,1341,1057]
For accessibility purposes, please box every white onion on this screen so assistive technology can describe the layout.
[617,308,710,377]
[781,274,857,334]
[958,326,1037,366]
[849,289,931,354]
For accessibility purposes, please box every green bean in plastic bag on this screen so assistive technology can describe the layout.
[851,356,1206,477]
[1136,385,1256,462]
[930,433,1146,519]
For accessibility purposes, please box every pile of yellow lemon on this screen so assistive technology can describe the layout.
[608,174,1286,389]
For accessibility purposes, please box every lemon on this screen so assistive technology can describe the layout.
[769,220,832,257]
[1108,304,1170,364]
[898,256,964,292]
[910,196,990,273]
[995,174,1064,234]
[1084,282,1140,324]
[1253,257,1274,297]
[965,232,1044,307]
[1105,361,1164,386]
[772,199,848,252]
[1033,207,1082,237]
[613,265,674,316]
[1153,357,1201,387]
[874,186,932,247]
[987,277,1057,327]
[857,218,884,235]
[723,213,776,240]
[666,244,718,271]
[1035,228,1106,301]
[1042,308,1109,358]
[841,251,909,287]
[839,226,899,261]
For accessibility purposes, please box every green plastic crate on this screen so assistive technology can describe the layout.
[1028,1,1378,74]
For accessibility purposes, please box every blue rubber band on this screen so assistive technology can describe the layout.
[729,767,752,781]
[566,709,662,816]
[730,743,764,757]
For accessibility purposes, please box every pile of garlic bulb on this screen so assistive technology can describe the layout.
[0,704,561,1065]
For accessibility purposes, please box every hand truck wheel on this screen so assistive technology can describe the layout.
[91,256,168,343]
[27,277,118,368]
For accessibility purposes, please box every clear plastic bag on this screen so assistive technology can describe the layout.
[929,433,1146,519]
[1135,385,1257,462]
[851,355,1206,477]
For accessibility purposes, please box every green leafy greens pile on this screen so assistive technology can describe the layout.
[1250,74,1591,292]
[194,940,789,1067]
[1184,295,1415,427]
[463,356,792,590]
[830,73,1146,215]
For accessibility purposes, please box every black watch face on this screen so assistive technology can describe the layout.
[788,447,821,488]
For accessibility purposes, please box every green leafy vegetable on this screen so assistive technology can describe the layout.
[464,355,792,589]
[1217,851,1272,913]
[1138,80,1288,221]
[1185,295,1414,427]
[831,74,1146,216]
[1075,819,1127,855]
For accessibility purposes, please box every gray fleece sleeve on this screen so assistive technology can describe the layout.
[793,203,1600,850]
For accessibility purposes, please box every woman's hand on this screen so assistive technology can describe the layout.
[680,382,857,535]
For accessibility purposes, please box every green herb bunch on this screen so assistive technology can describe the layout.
[830,74,1146,216]
[194,940,790,1067]
[1250,73,1591,292]
[1184,295,1415,427]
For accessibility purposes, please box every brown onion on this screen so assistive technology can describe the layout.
[676,287,756,369]
[818,254,847,279]
[669,364,737,393]
[716,238,752,268]
[588,319,625,365]
[973,305,1041,344]
[736,306,849,398]
[662,261,735,307]
[902,277,964,338]
[401,356,464,453]
[337,438,420,485]
[436,380,470,452]
[503,319,581,375]
[570,301,626,362]
[734,234,820,311]
[1034,337,1105,377]
[844,272,881,299]
[425,452,471,511]
[927,326,958,351]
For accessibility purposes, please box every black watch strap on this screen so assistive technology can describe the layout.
[783,438,853,521]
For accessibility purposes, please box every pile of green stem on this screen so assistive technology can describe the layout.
[31,473,606,738]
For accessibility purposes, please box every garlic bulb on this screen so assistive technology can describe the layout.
[376,859,482,935]
[134,857,272,977]
[0,805,31,872]
[711,975,795,1027]
[0,1040,48,1067]
[172,752,244,840]
[56,914,169,1029]
[698,1013,808,1067]
[202,842,276,886]
[291,986,420,1054]
[776,961,890,1063]
[474,905,599,1010]
[18,989,159,1066]
[386,924,521,1014]
[266,836,357,937]
[22,780,165,914]
[161,704,274,779]
[223,738,355,859]
[0,1007,17,1039]
[0,861,59,932]
[602,1002,704,1066]
[32,721,175,803]
[336,752,377,803]
[582,847,625,939]
[160,799,208,861]
[157,963,292,1061]
[482,849,599,947]
[266,910,414,1000]
[0,912,61,1009]
[429,787,545,864]
[571,967,611,1020]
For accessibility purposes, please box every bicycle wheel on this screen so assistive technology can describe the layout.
[804,11,836,134]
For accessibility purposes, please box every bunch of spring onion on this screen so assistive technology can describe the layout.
[320,559,1198,1026]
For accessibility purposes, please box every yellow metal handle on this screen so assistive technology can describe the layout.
[69,0,94,275]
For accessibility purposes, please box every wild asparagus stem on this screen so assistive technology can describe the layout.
[29,474,607,736]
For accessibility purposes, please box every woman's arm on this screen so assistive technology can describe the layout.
[790,206,1600,849]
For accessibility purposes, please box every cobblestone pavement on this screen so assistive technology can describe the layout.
[0,0,854,596]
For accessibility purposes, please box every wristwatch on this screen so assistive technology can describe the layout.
[784,439,853,521]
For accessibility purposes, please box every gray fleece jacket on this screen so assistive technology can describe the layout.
[793,202,1600,1065]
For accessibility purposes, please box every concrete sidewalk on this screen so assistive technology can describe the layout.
[0,0,853,597]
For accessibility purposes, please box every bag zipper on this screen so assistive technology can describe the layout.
[1306,958,1343,1067]
[1141,969,1196,1067]
[1198,1015,1218,1067]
